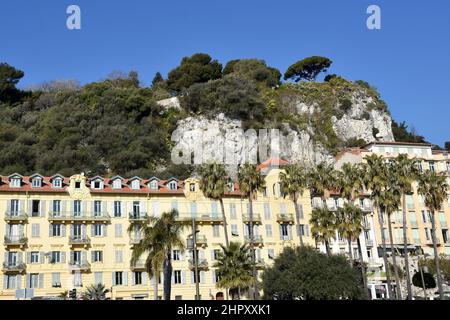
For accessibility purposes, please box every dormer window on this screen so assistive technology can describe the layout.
[92,180,103,189]
[10,178,21,188]
[131,180,140,190]
[149,180,158,190]
[53,179,62,188]
[168,181,177,190]
[112,179,121,189]
[31,178,42,188]
[189,183,195,192]
[75,181,81,189]
[228,182,235,192]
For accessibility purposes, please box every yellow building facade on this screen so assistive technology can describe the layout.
[0,163,314,300]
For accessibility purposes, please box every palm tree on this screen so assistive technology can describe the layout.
[336,163,367,288]
[417,170,449,300]
[362,154,395,299]
[308,162,338,204]
[379,182,403,300]
[213,242,255,300]
[279,163,308,246]
[392,154,418,300]
[129,209,186,300]
[310,207,336,256]
[336,203,364,263]
[237,162,266,300]
[82,283,110,300]
[198,162,230,246]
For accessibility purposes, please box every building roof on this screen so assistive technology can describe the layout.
[364,141,432,149]
[257,158,289,171]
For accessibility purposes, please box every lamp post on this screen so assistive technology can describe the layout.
[188,219,200,300]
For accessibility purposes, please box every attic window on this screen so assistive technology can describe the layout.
[75,181,81,189]
[112,179,121,189]
[149,180,158,190]
[228,182,235,192]
[32,178,42,188]
[93,180,103,189]
[168,181,177,190]
[10,178,21,188]
[131,180,140,190]
[189,183,195,192]
[52,179,62,188]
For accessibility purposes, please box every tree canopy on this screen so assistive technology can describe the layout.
[167,53,222,93]
[284,56,333,82]
[0,62,25,103]
[223,59,281,87]
[262,246,366,300]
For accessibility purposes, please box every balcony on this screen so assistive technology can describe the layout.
[129,212,148,223]
[195,235,208,247]
[2,262,26,273]
[276,213,295,224]
[362,220,371,229]
[69,235,91,246]
[440,220,448,229]
[49,211,110,223]
[255,258,266,269]
[188,259,208,270]
[4,235,27,247]
[68,260,91,271]
[4,211,28,223]
[365,239,374,247]
[129,236,142,245]
[393,237,411,245]
[410,220,419,228]
[244,235,263,246]
[360,205,373,213]
[242,213,262,225]
[130,260,146,271]
[196,214,223,225]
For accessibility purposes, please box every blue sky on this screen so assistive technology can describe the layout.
[0,0,449,146]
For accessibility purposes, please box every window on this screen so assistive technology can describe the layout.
[115,224,122,237]
[93,224,104,237]
[213,249,221,260]
[425,228,430,240]
[173,250,181,261]
[264,203,271,219]
[30,252,40,264]
[93,180,102,189]
[115,250,123,263]
[92,250,103,263]
[231,224,238,236]
[280,224,290,240]
[191,271,201,284]
[262,187,268,197]
[112,179,121,189]
[50,251,61,263]
[31,200,40,217]
[75,181,81,189]
[189,183,195,192]
[265,224,273,237]
[174,270,182,284]
[133,271,142,285]
[73,272,82,287]
[132,201,141,217]
[229,204,236,219]
[131,180,140,190]
[73,200,81,216]
[5,275,17,289]
[114,201,122,217]
[429,161,435,172]
[94,272,103,285]
[10,199,19,214]
[114,272,123,286]
[168,181,177,190]
[31,178,42,188]
[93,201,102,216]
[29,274,39,289]
[51,224,62,237]
[52,273,61,288]
[149,180,158,190]
[422,210,428,223]
[52,200,61,214]
[52,178,62,188]
[213,225,220,237]
[10,178,21,188]
[268,249,275,260]
[31,224,40,237]
[417,162,423,173]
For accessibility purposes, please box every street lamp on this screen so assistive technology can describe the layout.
[187,219,200,300]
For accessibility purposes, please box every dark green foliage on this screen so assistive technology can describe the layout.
[167,53,222,93]
[344,138,367,148]
[262,246,366,300]
[445,141,450,151]
[391,120,427,143]
[372,128,380,138]
[284,56,333,82]
[412,272,436,289]
[152,72,164,86]
[180,75,267,128]
[0,62,25,103]
[222,59,281,87]
[339,98,352,113]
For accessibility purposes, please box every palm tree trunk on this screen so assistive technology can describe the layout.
[154,274,159,300]
[430,210,444,299]
[356,237,368,295]
[293,197,304,246]
[163,253,173,300]
[325,239,331,257]
[248,195,258,300]
[376,204,394,300]
[348,239,353,265]
[387,212,403,299]
[401,193,413,300]
[219,198,229,247]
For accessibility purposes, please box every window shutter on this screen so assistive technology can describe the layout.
[181,271,186,285]
[49,224,53,237]
[150,276,155,285]
[40,200,46,217]
[82,225,86,237]
[28,200,32,216]
[103,225,107,237]
[212,270,216,284]
[112,272,116,286]
[27,252,31,264]
[61,200,67,214]
[211,250,215,260]
[39,274,44,288]
[289,225,293,240]
[61,252,66,263]
[7,199,11,213]
[70,225,74,237]
[279,225,283,240]
[171,273,175,285]
[2,275,7,289]
[123,272,128,286]
[61,224,66,237]
[16,275,22,289]
[191,272,195,284]
[18,252,23,264]
[91,251,95,262]
[200,271,205,284]
[91,225,95,237]
[121,201,126,218]
[19,200,25,213]
[40,252,45,264]
[142,273,148,285]
[26,274,31,288]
